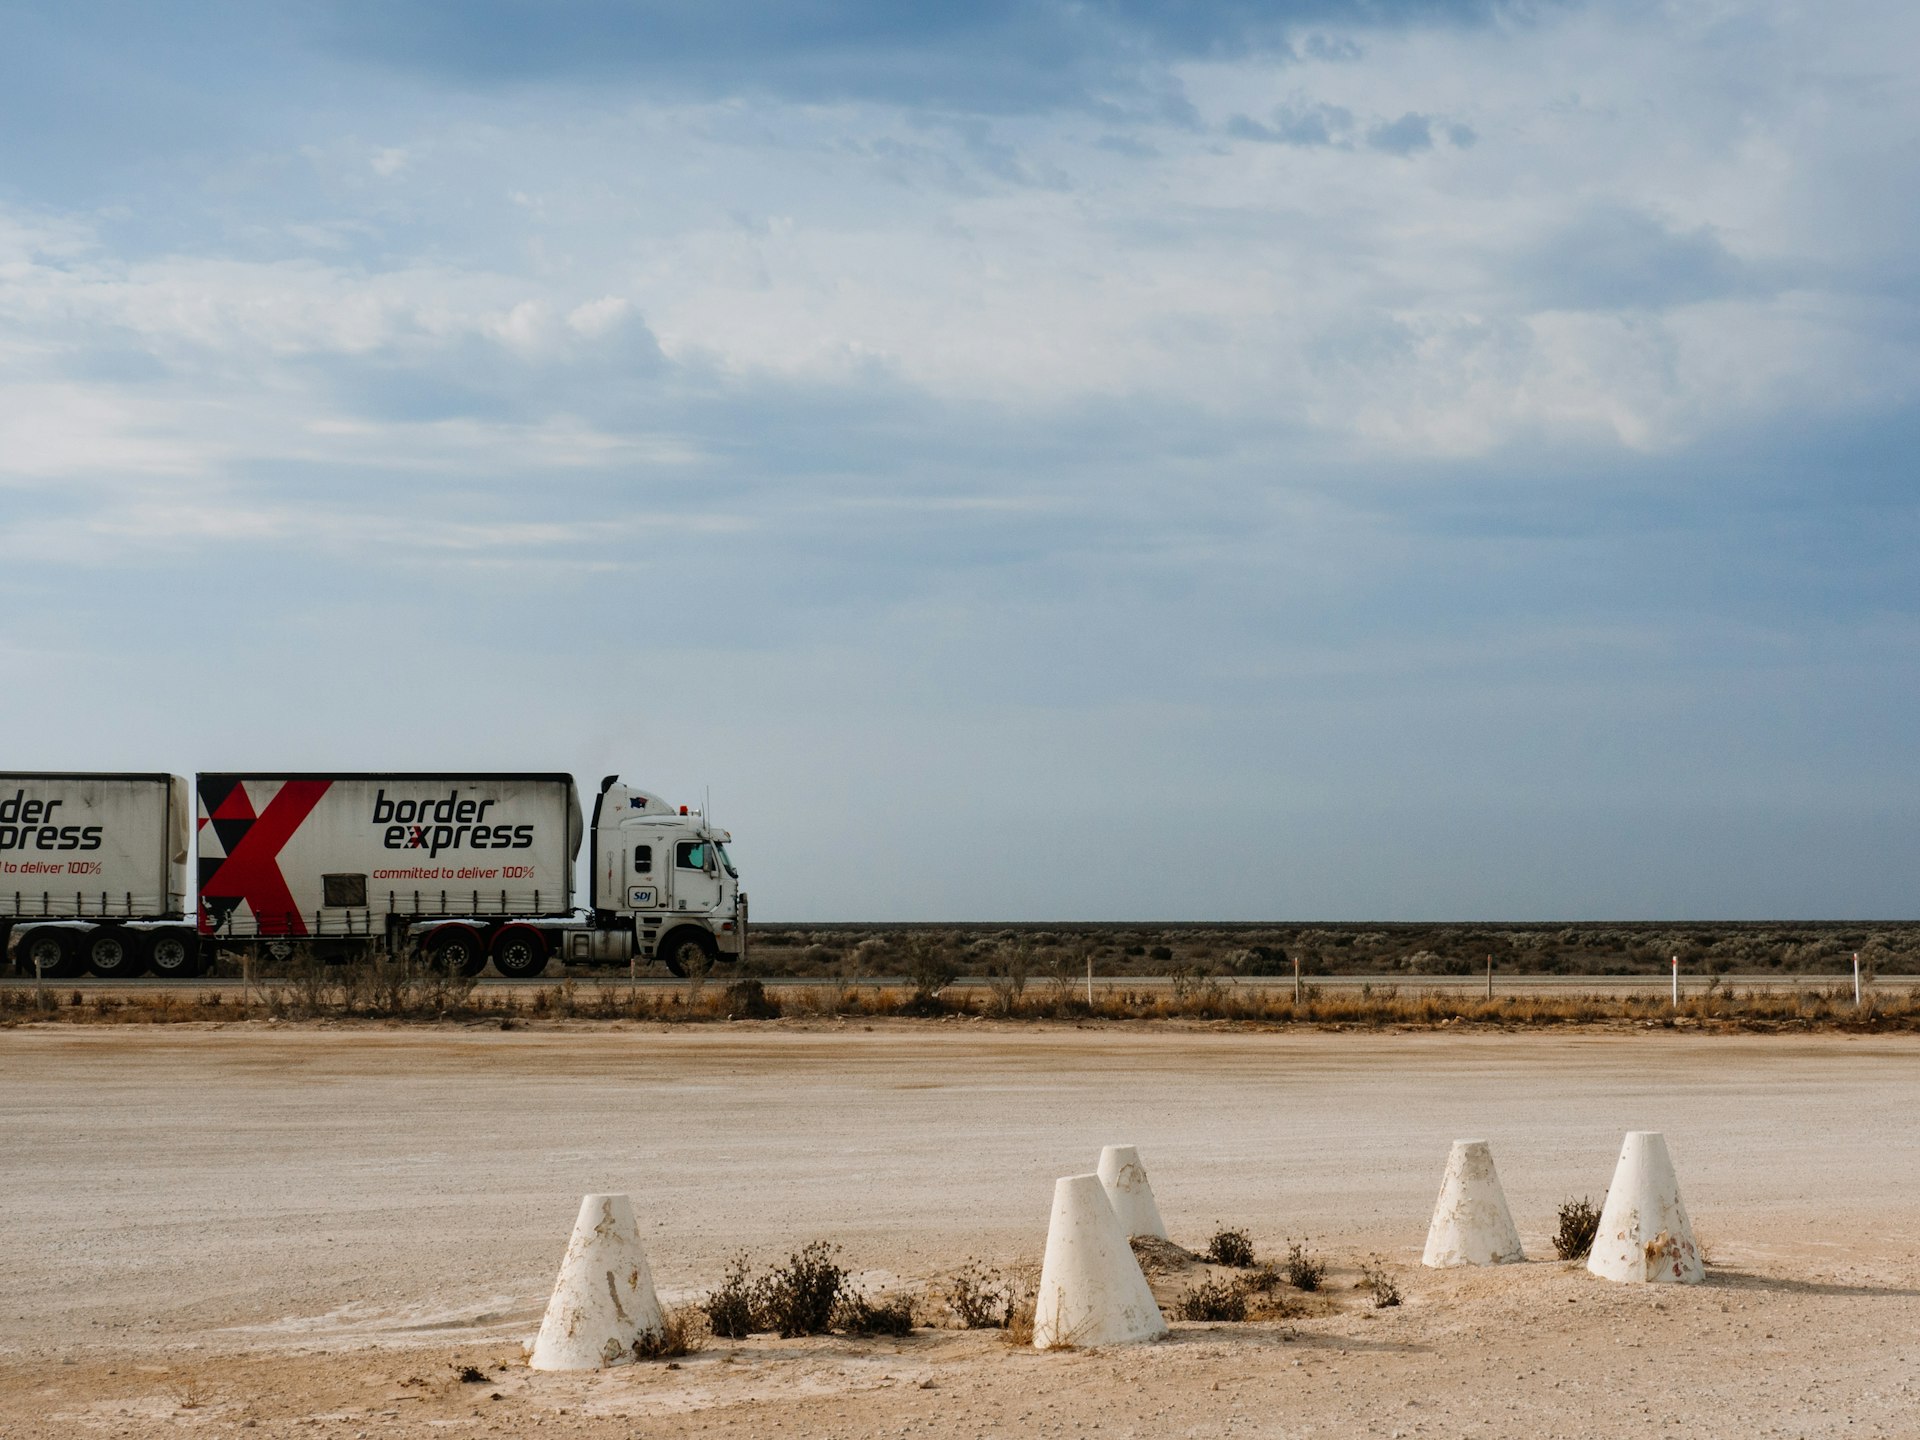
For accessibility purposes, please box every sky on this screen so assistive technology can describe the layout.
[2,0,1917,920]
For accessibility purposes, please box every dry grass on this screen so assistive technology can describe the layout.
[635,1306,706,1360]
[1002,1291,1037,1348]
[3,971,1913,1031]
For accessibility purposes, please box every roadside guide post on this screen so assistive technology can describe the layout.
[1853,952,1861,1008]
[1486,953,1493,1002]
[1671,954,1679,1009]
[1085,947,1094,1009]
[1293,951,1302,1004]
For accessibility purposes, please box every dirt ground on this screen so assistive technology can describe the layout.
[2,1023,1917,1438]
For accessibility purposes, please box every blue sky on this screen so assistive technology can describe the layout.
[2,1,1916,919]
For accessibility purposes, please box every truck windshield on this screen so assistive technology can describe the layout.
[715,842,736,877]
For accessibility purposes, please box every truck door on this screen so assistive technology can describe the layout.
[625,840,662,911]
[669,838,723,914]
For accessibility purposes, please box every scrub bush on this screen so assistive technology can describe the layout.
[1554,1197,1601,1261]
[1176,1278,1248,1322]
[1283,1240,1326,1291]
[757,1241,847,1338]
[1206,1228,1256,1268]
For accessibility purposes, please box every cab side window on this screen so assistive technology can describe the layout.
[675,841,707,871]
[632,845,652,876]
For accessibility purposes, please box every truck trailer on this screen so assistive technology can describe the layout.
[4,772,744,980]
[0,772,196,979]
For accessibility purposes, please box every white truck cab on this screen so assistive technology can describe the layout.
[588,778,745,975]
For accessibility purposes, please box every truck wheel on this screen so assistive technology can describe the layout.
[661,929,716,979]
[22,928,80,979]
[426,927,485,976]
[491,926,549,979]
[147,930,202,979]
[86,928,147,978]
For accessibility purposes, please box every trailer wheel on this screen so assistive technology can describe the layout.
[491,926,549,979]
[86,927,146,979]
[147,930,202,979]
[425,926,485,976]
[22,928,80,979]
[660,929,716,979]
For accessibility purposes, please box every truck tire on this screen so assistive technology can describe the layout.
[147,930,202,980]
[86,927,146,979]
[660,928,716,979]
[425,926,485,977]
[21,928,81,979]
[491,926,549,979]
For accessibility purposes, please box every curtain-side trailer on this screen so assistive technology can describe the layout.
[0,772,197,978]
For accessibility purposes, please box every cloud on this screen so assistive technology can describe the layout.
[318,0,1544,112]
[1365,109,1435,153]
[1510,204,1752,312]
[1226,101,1472,151]
[1227,101,1355,146]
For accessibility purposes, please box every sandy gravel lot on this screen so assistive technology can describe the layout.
[2,1023,1918,1437]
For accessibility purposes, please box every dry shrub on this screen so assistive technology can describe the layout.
[1554,1198,1601,1262]
[637,1306,707,1359]
[1205,1228,1256,1268]
[1359,1259,1402,1308]
[903,935,959,1010]
[1176,1278,1248,1323]
[723,978,781,1020]
[757,1241,847,1338]
[1239,1263,1282,1293]
[944,1262,1015,1329]
[171,1374,209,1410]
[984,940,1031,1017]
[704,1252,758,1339]
[1283,1240,1326,1291]
[834,1291,915,1336]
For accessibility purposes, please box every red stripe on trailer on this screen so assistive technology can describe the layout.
[211,786,257,821]
[199,780,331,936]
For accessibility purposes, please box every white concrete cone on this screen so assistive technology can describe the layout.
[529,1194,665,1370]
[1587,1132,1705,1285]
[1033,1173,1168,1350]
[1422,1139,1524,1268]
[1095,1144,1169,1241]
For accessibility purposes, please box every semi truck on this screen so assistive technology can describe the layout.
[4,772,744,980]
